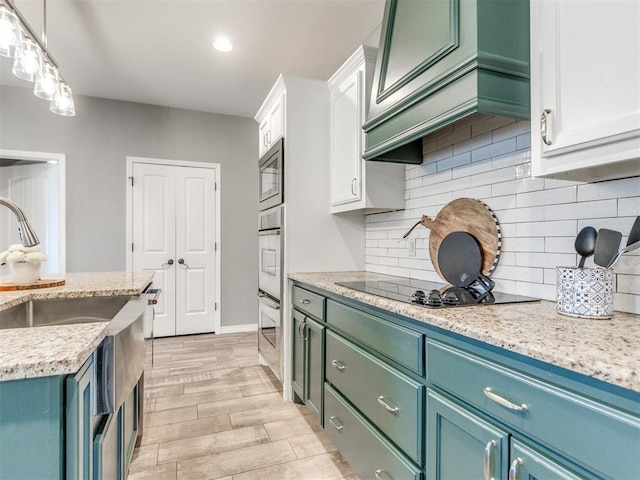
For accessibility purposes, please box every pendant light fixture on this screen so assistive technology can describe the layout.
[0,0,75,116]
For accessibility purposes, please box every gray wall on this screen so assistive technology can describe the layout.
[0,85,258,328]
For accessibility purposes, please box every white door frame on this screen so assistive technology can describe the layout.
[125,156,221,334]
[0,148,66,274]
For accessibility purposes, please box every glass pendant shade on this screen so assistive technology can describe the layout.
[12,37,41,81]
[0,6,20,58]
[34,61,59,100]
[50,82,75,116]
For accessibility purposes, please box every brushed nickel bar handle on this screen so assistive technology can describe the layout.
[508,458,523,480]
[328,416,344,431]
[483,387,528,412]
[374,469,389,480]
[331,359,346,372]
[484,440,496,480]
[377,396,400,414]
[540,108,553,145]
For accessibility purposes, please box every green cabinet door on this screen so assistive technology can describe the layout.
[509,440,587,480]
[292,310,306,401]
[93,412,122,480]
[427,389,509,480]
[304,317,325,423]
[66,356,95,480]
[122,382,140,474]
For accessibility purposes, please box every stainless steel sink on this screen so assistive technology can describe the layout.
[0,293,150,418]
[0,296,132,329]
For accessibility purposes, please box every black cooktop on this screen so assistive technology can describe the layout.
[337,276,539,309]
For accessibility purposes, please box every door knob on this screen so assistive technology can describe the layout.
[161,259,174,267]
[178,258,190,269]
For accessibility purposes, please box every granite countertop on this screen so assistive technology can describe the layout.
[289,271,640,393]
[0,271,153,382]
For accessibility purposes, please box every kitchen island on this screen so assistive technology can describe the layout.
[0,271,153,381]
[0,271,153,480]
[290,271,639,480]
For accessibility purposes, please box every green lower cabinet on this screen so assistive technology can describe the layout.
[93,412,122,480]
[427,389,591,480]
[0,374,64,479]
[304,317,325,421]
[66,356,96,480]
[509,440,587,480]
[122,383,140,473]
[324,383,422,480]
[427,388,509,480]
[291,308,325,424]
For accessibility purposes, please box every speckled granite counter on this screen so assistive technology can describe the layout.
[289,271,640,393]
[0,271,153,382]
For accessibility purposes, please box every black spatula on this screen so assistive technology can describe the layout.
[593,228,622,268]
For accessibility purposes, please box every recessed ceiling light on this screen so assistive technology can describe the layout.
[213,36,233,53]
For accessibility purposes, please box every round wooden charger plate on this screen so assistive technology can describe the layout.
[0,278,66,291]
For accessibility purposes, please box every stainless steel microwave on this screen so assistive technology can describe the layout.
[258,138,284,211]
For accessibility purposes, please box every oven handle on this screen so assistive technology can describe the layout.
[257,292,281,310]
[258,228,281,236]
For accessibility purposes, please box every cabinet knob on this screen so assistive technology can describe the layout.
[540,108,553,145]
[300,298,311,305]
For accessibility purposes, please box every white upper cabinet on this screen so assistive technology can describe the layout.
[531,0,640,181]
[258,92,285,158]
[329,45,404,214]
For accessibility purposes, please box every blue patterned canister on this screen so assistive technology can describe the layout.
[556,266,614,319]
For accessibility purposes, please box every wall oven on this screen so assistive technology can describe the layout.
[259,138,284,211]
[257,205,283,380]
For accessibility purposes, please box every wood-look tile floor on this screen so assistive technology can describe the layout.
[128,332,359,480]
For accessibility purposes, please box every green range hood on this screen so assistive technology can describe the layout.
[363,0,530,164]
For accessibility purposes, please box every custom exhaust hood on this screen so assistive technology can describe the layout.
[363,0,530,164]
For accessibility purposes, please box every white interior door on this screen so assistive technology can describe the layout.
[131,161,217,337]
[175,167,217,335]
[132,163,177,337]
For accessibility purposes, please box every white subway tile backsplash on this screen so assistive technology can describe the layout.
[577,176,640,202]
[516,186,577,208]
[544,199,617,221]
[365,117,639,314]
[515,220,577,237]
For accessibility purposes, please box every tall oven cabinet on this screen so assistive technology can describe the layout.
[255,75,365,392]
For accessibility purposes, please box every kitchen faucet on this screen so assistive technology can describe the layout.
[0,196,40,247]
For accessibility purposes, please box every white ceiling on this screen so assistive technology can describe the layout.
[0,0,385,118]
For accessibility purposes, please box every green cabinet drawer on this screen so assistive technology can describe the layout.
[426,339,640,479]
[326,330,424,464]
[324,383,422,480]
[292,286,325,321]
[326,299,423,374]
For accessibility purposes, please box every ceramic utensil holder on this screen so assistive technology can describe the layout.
[10,262,41,285]
[556,266,614,319]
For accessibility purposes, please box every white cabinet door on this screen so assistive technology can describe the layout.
[330,67,362,206]
[258,93,285,158]
[328,46,405,214]
[132,162,217,337]
[531,0,640,180]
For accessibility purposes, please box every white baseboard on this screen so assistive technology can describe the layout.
[218,323,258,334]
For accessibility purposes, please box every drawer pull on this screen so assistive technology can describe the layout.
[328,416,344,431]
[300,298,311,305]
[508,457,523,480]
[374,469,390,480]
[331,359,346,372]
[483,440,496,480]
[377,396,400,414]
[483,387,528,412]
